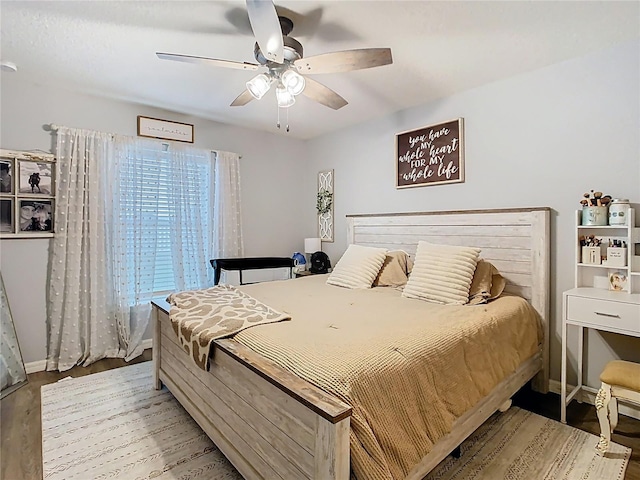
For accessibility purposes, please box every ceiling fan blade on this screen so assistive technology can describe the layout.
[157,52,259,71]
[294,48,392,74]
[302,77,348,110]
[230,89,255,107]
[246,0,284,64]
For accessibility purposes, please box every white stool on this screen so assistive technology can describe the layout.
[595,360,640,456]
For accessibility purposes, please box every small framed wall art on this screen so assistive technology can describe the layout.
[396,118,464,188]
[0,149,56,238]
[0,199,14,233]
[19,199,53,232]
[18,160,53,195]
[137,116,194,143]
[0,159,14,194]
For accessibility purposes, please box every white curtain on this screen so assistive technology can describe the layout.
[104,137,163,362]
[48,129,244,371]
[170,147,213,291]
[48,128,123,371]
[213,151,244,257]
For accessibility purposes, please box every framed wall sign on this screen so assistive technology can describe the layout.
[137,116,194,143]
[396,118,464,188]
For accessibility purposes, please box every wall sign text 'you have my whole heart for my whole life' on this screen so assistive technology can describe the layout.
[395,118,464,188]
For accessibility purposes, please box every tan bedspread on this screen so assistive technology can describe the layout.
[233,275,542,480]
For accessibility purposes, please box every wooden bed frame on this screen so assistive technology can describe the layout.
[152,207,550,480]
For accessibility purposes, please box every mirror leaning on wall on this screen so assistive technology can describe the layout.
[0,270,27,399]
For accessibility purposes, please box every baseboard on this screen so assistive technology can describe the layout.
[549,379,640,421]
[24,339,154,375]
[25,360,47,374]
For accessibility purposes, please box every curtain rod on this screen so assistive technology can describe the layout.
[50,124,242,158]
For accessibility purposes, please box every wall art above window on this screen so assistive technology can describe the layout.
[0,149,56,238]
[395,118,464,188]
[137,116,194,143]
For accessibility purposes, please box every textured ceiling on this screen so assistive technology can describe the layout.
[1,1,638,139]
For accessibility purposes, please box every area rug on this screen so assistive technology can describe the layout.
[426,406,631,480]
[42,362,631,480]
[41,362,242,480]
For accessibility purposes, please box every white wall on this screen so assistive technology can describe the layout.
[3,39,638,385]
[303,40,640,388]
[0,77,310,364]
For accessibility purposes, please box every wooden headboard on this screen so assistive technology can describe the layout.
[346,207,550,392]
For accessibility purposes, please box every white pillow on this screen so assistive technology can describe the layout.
[402,242,480,305]
[326,244,388,289]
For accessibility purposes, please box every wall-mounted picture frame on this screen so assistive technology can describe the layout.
[137,116,194,143]
[18,160,53,196]
[0,149,56,238]
[19,199,53,233]
[0,199,13,233]
[0,159,14,195]
[396,118,464,189]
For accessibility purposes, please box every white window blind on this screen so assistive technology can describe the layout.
[117,144,212,297]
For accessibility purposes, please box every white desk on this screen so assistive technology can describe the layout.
[561,287,640,423]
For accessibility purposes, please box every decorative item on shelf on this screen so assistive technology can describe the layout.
[582,247,602,265]
[579,235,602,264]
[604,243,627,267]
[608,271,628,291]
[317,169,334,242]
[292,251,306,273]
[608,199,630,226]
[580,190,611,226]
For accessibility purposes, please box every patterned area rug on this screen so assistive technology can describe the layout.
[42,362,631,480]
[41,362,242,480]
[426,406,631,480]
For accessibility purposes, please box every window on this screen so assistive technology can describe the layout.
[116,143,213,298]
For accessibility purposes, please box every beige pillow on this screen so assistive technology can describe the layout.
[402,242,480,305]
[373,250,413,287]
[467,259,506,305]
[326,244,388,289]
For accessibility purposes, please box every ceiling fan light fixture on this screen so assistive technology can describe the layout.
[281,69,305,96]
[246,73,272,99]
[276,83,295,108]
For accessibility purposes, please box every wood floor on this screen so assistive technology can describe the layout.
[1,353,638,480]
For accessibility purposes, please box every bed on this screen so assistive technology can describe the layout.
[151,207,550,480]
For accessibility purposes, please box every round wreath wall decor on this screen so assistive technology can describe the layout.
[316,190,333,215]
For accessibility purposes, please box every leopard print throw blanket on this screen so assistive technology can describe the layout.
[167,285,291,370]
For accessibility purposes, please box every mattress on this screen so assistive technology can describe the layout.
[234,274,542,480]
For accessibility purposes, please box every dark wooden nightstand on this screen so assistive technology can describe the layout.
[295,270,314,278]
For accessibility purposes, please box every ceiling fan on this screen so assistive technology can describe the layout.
[156,0,392,115]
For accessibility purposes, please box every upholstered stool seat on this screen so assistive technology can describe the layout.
[595,360,640,455]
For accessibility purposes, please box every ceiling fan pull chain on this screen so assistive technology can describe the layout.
[286,108,290,133]
[276,106,281,129]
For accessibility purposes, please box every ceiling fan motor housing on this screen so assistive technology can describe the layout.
[254,17,303,66]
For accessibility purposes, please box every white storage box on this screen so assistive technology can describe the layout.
[605,247,627,267]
